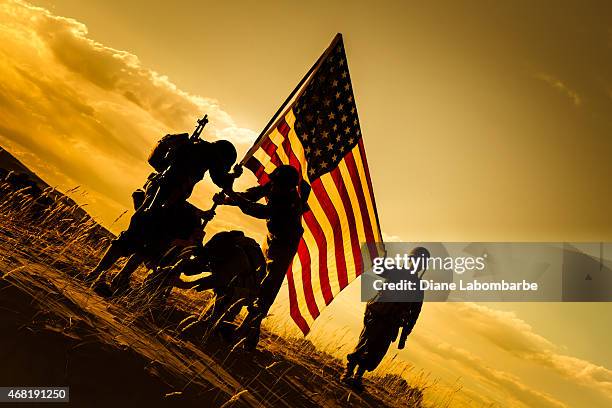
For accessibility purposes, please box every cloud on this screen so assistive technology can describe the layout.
[535,73,582,106]
[417,334,568,408]
[0,0,257,230]
[381,231,403,242]
[450,303,612,400]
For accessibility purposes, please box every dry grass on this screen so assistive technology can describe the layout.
[0,179,459,407]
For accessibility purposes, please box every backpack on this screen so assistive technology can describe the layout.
[205,231,266,282]
[147,133,190,171]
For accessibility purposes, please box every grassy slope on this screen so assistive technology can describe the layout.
[0,152,425,407]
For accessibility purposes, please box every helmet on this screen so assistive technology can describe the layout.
[410,246,431,260]
[269,165,299,190]
[212,140,237,169]
[410,246,431,276]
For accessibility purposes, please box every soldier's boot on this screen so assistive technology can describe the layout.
[206,296,245,341]
[85,241,125,285]
[352,367,365,391]
[201,296,229,335]
[92,279,113,297]
[109,273,130,297]
[222,298,245,323]
[342,358,357,383]
[243,326,261,351]
[216,300,245,343]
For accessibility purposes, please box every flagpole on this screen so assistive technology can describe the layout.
[241,33,343,165]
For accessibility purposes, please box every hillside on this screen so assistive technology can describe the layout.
[0,147,112,239]
[0,147,425,407]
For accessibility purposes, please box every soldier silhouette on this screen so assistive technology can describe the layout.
[86,131,241,294]
[214,165,310,349]
[162,230,266,338]
[343,246,430,390]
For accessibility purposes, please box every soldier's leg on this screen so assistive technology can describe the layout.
[203,292,234,327]
[212,297,246,342]
[89,208,152,286]
[110,253,144,295]
[342,357,357,382]
[179,292,231,339]
[235,235,301,349]
[256,236,301,313]
[212,295,247,326]
[352,366,366,390]
[238,266,286,349]
[241,246,296,348]
[344,309,378,384]
[86,238,130,285]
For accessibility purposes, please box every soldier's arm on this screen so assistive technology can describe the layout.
[403,302,423,333]
[240,185,268,202]
[398,301,423,349]
[225,190,270,219]
[210,162,243,190]
[398,327,409,349]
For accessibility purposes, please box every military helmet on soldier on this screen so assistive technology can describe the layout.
[410,246,431,275]
[410,246,430,260]
[212,140,237,167]
[269,165,299,190]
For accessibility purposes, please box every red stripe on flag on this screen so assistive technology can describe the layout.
[254,137,282,170]
[279,121,303,177]
[283,139,319,319]
[344,151,378,261]
[303,211,333,304]
[245,156,260,174]
[296,239,320,319]
[330,165,364,277]
[245,157,270,186]
[358,139,382,242]
[278,119,322,317]
[261,136,278,159]
[311,179,349,289]
[277,118,290,137]
[269,152,281,167]
[286,264,310,335]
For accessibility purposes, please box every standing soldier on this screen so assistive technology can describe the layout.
[214,165,310,349]
[86,117,241,292]
[343,247,430,390]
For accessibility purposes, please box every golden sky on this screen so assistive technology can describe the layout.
[1,1,612,406]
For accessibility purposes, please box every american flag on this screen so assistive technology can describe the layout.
[242,34,385,334]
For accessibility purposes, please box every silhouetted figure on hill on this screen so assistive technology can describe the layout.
[157,230,266,337]
[86,134,240,293]
[214,165,310,350]
[343,247,430,391]
[105,201,212,296]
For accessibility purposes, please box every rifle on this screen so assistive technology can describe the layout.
[144,114,209,211]
[189,114,241,230]
[191,114,209,141]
